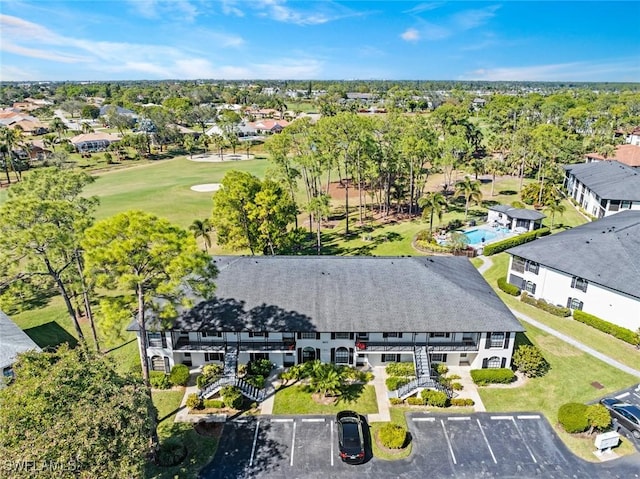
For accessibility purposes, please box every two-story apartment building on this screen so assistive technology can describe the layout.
[130,256,524,382]
[563,161,640,218]
[506,210,640,332]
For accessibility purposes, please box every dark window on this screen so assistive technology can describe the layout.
[431,353,448,363]
[567,297,584,310]
[383,332,403,338]
[512,256,525,273]
[488,332,505,349]
[250,353,269,361]
[335,348,349,364]
[429,332,451,338]
[525,261,539,274]
[524,281,536,294]
[334,332,351,339]
[300,332,317,339]
[382,354,399,362]
[201,332,222,338]
[508,274,525,289]
[356,332,369,340]
[571,276,588,292]
[204,353,223,362]
[249,332,268,338]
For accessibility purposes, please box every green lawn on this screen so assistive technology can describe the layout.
[272,384,378,415]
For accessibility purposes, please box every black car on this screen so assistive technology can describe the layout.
[600,397,640,439]
[336,410,366,464]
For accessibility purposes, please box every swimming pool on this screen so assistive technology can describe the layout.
[462,227,510,245]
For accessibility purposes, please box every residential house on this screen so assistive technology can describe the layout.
[248,119,289,135]
[585,144,640,168]
[130,256,524,399]
[563,161,640,218]
[0,310,42,380]
[69,132,121,153]
[505,210,640,332]
[626,127,640,146]
[0,109,48,135]
[487,205,546,232]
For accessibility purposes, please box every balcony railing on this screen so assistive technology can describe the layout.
[428,341,479,352]
[174,337,225,351]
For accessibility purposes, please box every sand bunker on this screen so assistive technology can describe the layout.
[190,183,222,192]
[188,153,254,162]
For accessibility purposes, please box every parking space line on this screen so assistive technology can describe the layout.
[448,416,471,421]
[290,421,296,467]
[511,417,537,463]
[301,418,325,422]
[440,419,457,465]
[517,415,541,420]
[490,416,514,420]
[272,418,294,423]
[249,420,260,467]
[615,392,631,399]
[476,419,497,464]
[330,420,334,466]
[633,393,640,401]
[412,417,436,422]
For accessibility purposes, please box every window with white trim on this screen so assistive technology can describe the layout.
[335,347,349,364]
[204,353,223,362]
[300,332,317,339]
[487,356,501,368]
[334,332,351,339]
[525,261,539,274]
[489,332,505,348]
[571,276,588,292]
[431,353,447,363]
[567,297,584,310]
[382,354,398,362]
[524,281,536,294]
[512,256,525,273]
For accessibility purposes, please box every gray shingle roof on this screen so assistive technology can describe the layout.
[489,205,545,220]
[169,256,523,333]
[0,310,41,369]
[507,210,640,299]
[564,161,640,201]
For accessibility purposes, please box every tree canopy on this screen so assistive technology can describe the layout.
[0,345,154,479]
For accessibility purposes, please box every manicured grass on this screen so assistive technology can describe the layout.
[478,323,638,460]
[272,384,378,415]
[83,156,271,229]
[482,253,640,371]
[147,390,218,479]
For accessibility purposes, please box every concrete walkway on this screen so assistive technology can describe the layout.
[476,255,640,379]
[367,366,391,422]
[447,366,486,412]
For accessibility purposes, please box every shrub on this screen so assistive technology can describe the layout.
[421,389,448,407]
[470,368,515,385]
[435,364,449,376]
[389,398,404,405]
[385,362,416,377]
[186,393,203,410]
[586,404,611,434]
[450,382,463,391]
[445,219,463,231]
[196,374,209,389]
[521,292,571,317]
[482,227,549,256]
[377,423,408,449]
[156,437,187,467]
[406,397,424,405]
[557,403,589,433]
[386,376,411,391]
[450,398,475,407]
[202,363,223,378]
[169,364,190,386]
[447,374,461,380]
[203,399,224,409]
[248,359,273,377]
[149,371,171,389]
[513,345,549,377]
[245,374,265,389]
[573,310,638,345]
[224,390,243,409]
[498,277,521,296]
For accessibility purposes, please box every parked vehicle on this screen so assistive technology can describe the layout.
[600,398,640,439]
[336,410,366,464]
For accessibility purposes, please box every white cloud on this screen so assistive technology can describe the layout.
[221,0,244,17]
[254,0,358,26]
[126,0,199,22]
[401,28,420,42]
[462,59,640,82]
[403,3,443,14]
[452,5,500,30]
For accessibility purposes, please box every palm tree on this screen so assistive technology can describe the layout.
[189,219,212,252]
[544,198,566,230]
[454,177,483,220]
[418,192,448,234]
[49,117,67,141]
[308,362,342,397]
[485,158,505,197]
[183,135,197,159]
[81,122,94,134]
[42,133,58,157]
[0,126,24,183]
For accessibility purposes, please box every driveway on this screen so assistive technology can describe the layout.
[199,413,640,478]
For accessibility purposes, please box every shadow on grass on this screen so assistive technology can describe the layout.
[498,190,518,196]
[102,337,137,354]
[24,321,78,349]
[337,383,366,404]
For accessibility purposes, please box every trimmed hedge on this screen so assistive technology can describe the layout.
[150,371,171,389]
[521,292,571,317]
[498,277,521,296]
[421,389,448,407]
[389,397,404,405]
[169,364,190,386]
[573,310,638,345]
[450,398,475,407]
[406,397,424,405]
[385,362,416,377]
[224,390,243,409]
[470,368,515,385]
[377,423,407,449]
[482,227,550,256]
[386,376,411,391]
[558,402,589,433]
[203,399,224,409]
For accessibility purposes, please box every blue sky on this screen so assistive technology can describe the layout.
[1,1,638,82]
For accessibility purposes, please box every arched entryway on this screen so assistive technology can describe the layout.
[301,346,316,363]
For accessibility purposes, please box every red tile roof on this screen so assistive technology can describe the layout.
[586,144,640,167]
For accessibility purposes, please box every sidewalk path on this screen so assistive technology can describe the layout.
[367,366,391,422]
[476,255,640,379]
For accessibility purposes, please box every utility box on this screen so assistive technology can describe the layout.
[594,431,620,451]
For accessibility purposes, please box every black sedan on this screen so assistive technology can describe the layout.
[600,397,640,439]
[336,410,366,464]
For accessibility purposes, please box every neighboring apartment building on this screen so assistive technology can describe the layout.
[130,256,524,383]
[563,161,640,218]
[585,144,640,168]
[0,310,42,380]
[69,132,121,153]
[506,210,640,332]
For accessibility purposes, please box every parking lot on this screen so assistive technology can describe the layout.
[598,383,640,448]
[199,412,640,479]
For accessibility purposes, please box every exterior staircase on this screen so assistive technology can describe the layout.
[198,344,267,402]
[387,346,452,400]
